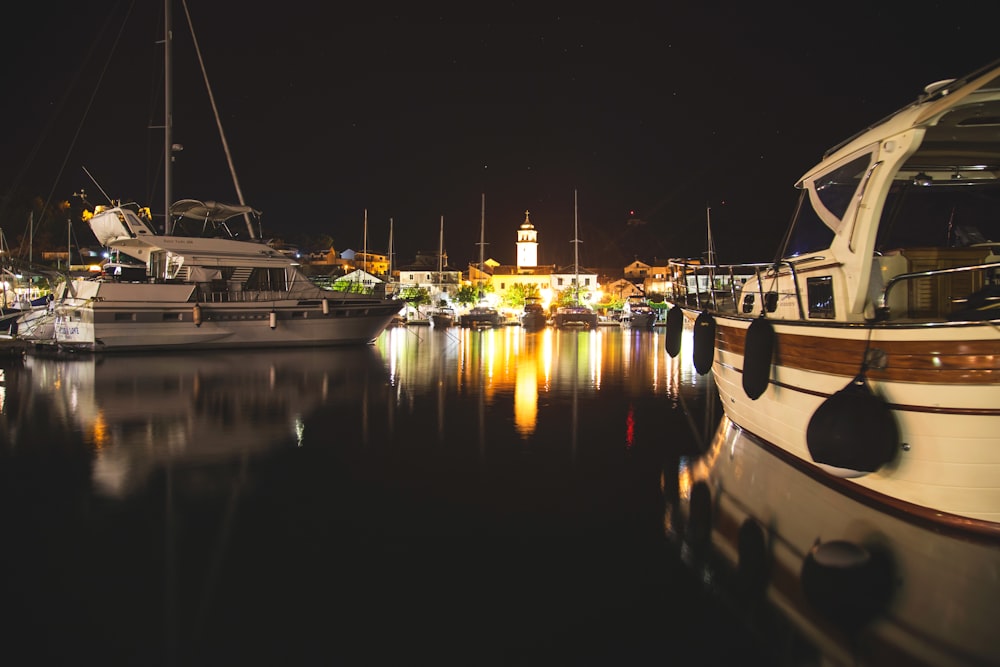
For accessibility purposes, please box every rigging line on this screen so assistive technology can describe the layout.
[9,1,137,261]
[179,0,249,223]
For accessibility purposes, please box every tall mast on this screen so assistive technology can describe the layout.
[163,0,173,233]
[477,193,486,297]
[573,189,581,305]
[706,206,715,266]
[388,217,394,282]
[438,215,444,286]
[362,208,368,276]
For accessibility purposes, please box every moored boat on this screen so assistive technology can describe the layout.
[34,3,400,353]
[552,304,597,329]
[460,304,499,328]
[664,59,1000,533]
[621,295,656,329]
[428,305,456,328]
[46,201,400,352]
[520,297,547,330]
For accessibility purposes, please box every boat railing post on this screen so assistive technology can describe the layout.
[728,265,738,313]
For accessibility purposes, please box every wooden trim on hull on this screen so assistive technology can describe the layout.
[757,372,1000,416]
[716,322,1000,384]
[733,421,1000,543]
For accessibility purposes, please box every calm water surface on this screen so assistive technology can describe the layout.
[2,326,772,665]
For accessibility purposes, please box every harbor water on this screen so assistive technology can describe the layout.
[0,324,968,665]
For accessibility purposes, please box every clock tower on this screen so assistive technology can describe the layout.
[516,210,538,270]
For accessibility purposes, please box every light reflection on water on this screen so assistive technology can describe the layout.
[1,326,748,666]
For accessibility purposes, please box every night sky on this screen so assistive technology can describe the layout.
[2,2,996,269]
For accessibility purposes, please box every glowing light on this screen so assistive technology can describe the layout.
[625,403,635,449]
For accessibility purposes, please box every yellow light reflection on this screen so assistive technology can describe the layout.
[514,353,538,437]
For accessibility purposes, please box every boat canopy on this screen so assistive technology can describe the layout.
[170,199,262,240]
[170,199,259,222]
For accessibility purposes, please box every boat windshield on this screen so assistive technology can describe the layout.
[876,178,1000,250]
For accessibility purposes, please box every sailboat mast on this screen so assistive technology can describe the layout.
[477,193,486,297]
[573,189,581,305]
[163,0,173,233]
[438,215,444,285]
[706,206,715,265]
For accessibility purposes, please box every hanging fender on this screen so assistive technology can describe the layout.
[665,305,683,358]
[742,316,775,400]
[692,311,716,375]
[269,309,277,329]
[322,298,330,315]
[806,374,898,474]
[192,304,202,327]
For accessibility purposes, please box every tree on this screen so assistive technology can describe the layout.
[556,284,591,307]
[454,284,480,307]
[500,282,539,310]
[398,286,431,309]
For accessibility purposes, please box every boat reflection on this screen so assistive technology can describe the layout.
[665,409,1000,666]
[16,347,386,498]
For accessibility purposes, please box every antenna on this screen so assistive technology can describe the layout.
[82,167,114,205]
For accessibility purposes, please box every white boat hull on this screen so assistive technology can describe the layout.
[698,314,1000,526]
[50,281,399,352]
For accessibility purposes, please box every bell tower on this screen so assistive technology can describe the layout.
[516,210,538,269]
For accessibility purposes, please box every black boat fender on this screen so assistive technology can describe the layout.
[692,311,716,375]
[665,305,683,358]
[741,316,774,400]
[806,374,898,473]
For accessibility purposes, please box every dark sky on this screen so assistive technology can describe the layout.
[2,2,996,268]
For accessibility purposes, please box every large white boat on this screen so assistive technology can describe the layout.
[41,201,401,352]
[30,3,400,353]
[665,59,1000,534]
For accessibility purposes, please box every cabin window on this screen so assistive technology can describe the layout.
[876,178,1000,251]
[807,276,835,319]
[782,153,872,258]
[246,267,288,291]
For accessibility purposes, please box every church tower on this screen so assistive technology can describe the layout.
[516,210,538,270]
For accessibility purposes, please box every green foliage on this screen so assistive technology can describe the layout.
[454,284,480,306]
[500,282,540,309]
[601,295,625,311]
[330,279,372,294]
[556,285,589,307]
[398,286,431,307]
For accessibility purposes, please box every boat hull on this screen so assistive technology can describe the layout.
[49,282,400,352]
[687,311,1000,525]
[623,312,656,329]
[520,312,547,330]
